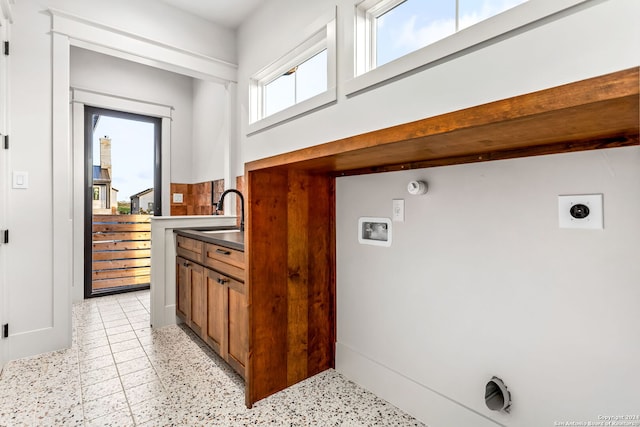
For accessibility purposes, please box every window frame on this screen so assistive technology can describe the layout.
[349,0,591,96]
[248,10,337,135]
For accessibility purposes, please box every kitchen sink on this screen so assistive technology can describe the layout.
[201,229,241,234]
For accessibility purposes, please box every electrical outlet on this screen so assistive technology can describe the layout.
[392,199,404,222]
[558,194,603,229]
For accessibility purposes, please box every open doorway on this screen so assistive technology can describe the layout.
[84,107,161,298]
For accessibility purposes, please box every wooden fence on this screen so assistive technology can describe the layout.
[92,214,151,292]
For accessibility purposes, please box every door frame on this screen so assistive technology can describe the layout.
[72,89,173,303]
[83,106,162,299]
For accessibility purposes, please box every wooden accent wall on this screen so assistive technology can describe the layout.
[246,169,335,406]
[170,180,224,216]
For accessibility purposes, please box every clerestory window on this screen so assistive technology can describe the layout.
[249,12,336,134]
[358,0,528,73]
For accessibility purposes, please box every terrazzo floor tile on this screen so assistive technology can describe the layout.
[83,391,129,421]
[0,289,425,427]
[116,355,154,376]
[82,377,124,402]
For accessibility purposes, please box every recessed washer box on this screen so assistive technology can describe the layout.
[558,194,603,229]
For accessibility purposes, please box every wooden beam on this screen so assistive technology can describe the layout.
[246,68,639,175]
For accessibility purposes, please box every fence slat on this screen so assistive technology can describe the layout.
[93,258,151,270]
[93,232,151,242]
[92,267,151,280]
[92,214,152,292]
[92,275,151,290]
[93,249,150,261]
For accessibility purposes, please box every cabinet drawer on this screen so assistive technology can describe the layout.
[205,243,244,269]
[176,236,204,263]
[206,257,245,282]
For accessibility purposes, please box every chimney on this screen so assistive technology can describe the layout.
[99,136,112,174]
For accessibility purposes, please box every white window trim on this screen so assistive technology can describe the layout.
[348,0,591,97]
[248,9,337,135]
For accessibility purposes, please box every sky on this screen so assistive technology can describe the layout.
[93,115,155,202]
[376,0,528,66]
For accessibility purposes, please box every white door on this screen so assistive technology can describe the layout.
[0,11,10,371]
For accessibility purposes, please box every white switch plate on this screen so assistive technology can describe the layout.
[392,199,405,222]
[558,194,603,229]
[172,193,184,203]
[12,171,29,189]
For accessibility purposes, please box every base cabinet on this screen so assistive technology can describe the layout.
[176,235,247,378]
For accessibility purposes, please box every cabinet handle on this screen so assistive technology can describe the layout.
[183,262,190,267]
[215,248,231,256]
[217,277,229,285]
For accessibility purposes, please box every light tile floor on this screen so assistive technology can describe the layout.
[0,290,424,426]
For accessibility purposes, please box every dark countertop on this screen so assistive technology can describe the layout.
[174,227,244,252]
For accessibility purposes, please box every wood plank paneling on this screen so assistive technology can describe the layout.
[246,169,289,406]
[246,169,335,407]
[287,170,309,385]
[305,173,335,376]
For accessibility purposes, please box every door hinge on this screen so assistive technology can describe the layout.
[2,134,8,150]
[3,41,8,56]
[2,324,7,339]
[1,230,8,244]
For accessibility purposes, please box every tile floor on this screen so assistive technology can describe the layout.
[0,290,424,426]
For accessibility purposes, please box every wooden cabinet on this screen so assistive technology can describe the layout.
[175,255,206,337]
[205,268,247,378]
[175,233,247,378]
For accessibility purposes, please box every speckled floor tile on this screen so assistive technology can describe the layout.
[0,290,425,427]
[120,366,160,389]
[84,408,134,427]
[116,355,154,376]
[83,391,128,421]
[82,376,124,402]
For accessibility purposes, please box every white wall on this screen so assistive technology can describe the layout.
[336,147,640,426]
[70,47,195,183]
[6,0,234,360]
[237,0,640,425]
[191,79,228,183]
[48,0,236,64]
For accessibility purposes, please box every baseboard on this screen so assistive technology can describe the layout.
[8,326,72,361]
[335,343,504,427]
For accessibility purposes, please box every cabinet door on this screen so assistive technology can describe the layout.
[206,269,225,355]
[227,278,248,377]
[189,263,206,337]
[176,256,190,322]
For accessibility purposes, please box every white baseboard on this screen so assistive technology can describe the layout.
[8,327,72,361]
[335,342,504,427]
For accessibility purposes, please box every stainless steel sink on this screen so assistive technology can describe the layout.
[201,229,241,234]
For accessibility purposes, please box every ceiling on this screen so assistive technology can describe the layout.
[159,0,263,29]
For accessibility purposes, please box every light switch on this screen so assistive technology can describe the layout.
[12,171,29,189]
[173,193,184,203]
[392,199,405,222]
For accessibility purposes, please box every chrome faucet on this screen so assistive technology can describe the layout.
[215,189,245,232]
